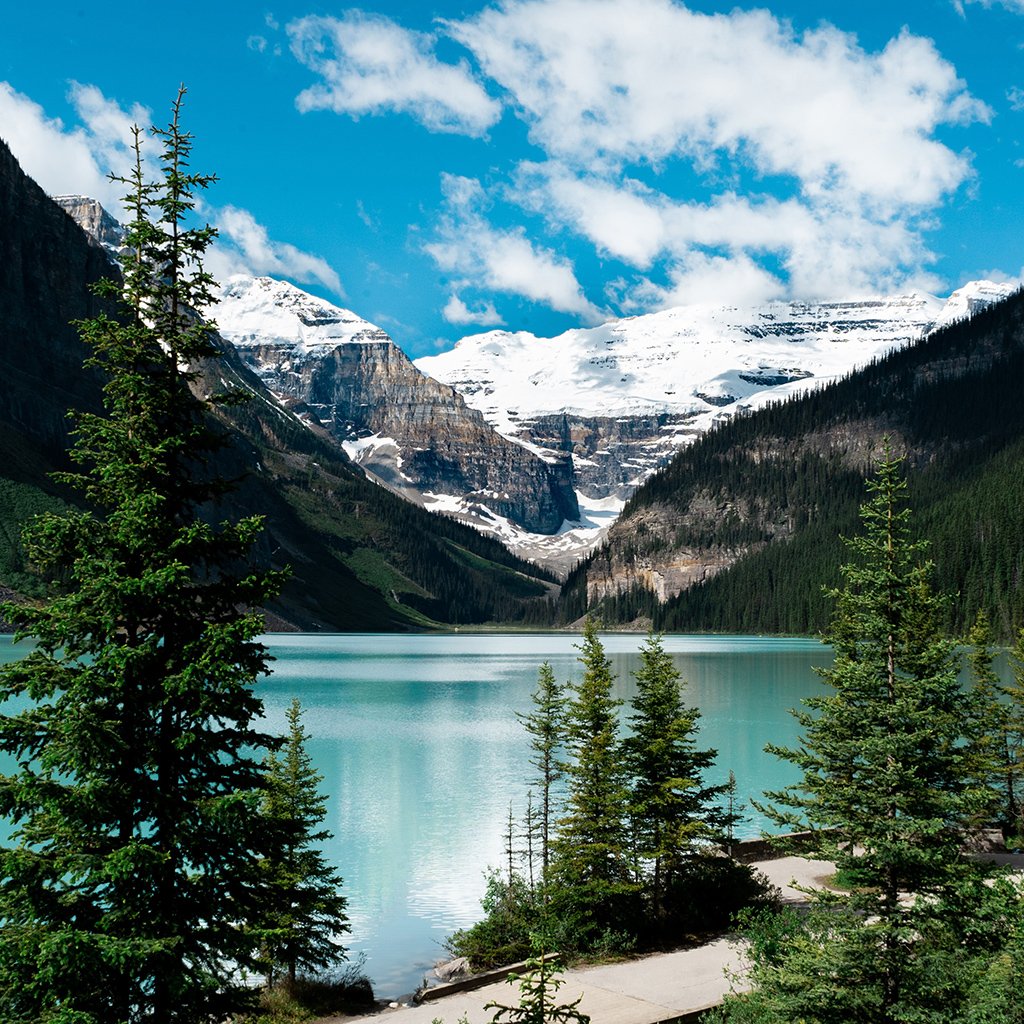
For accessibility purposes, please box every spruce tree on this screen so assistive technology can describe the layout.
[623,632,731,919]
[517,661,567,879]
[964,610,1012,833]
[259,698,349,988]
[745,446,992,1022]
[0,90,283,1023]
[550,618,634,947]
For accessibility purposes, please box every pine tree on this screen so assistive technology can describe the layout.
[964,609,1012,832]
[0,90,283,1023]
[550,618,634,947]
[746,446,992,1022]
[517,661,567,879]
[1005,630,1024,837]
[623,632,731,919]
[259,698,349,988]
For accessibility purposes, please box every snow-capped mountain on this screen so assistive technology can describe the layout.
[420,285,1012,432]
[417,283,1013,493]
[212,276,578,536]
[412,283,1014,570]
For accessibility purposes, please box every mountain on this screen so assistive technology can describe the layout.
[416,285,1012,569]
[0,137,556,631]
[212,275,578,535]
[555,285,1024,637]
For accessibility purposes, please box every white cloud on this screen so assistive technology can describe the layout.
[513,161,943,304]
[442,294,505,326]
[624,252,785,309]
[0,81,148,217]
[210,205,343,294]
[1009,86,1024,111]
[287,12,501,136]
[957,0,1024,12]
[425,174,605,321]
[0,81,341,297]
[451,0,987,209]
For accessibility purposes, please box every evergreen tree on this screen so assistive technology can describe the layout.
[741,446,992,1022]
[623,632,731,919]
[517,661,567,878]
[259,698,349,988]
[0,90,283,1023]
[550,618,634,947]
[1005,630,1024,837]
[485,953,590,1024]
[964,610,1012,832]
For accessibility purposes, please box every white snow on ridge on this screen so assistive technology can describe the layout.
[415,282,1014,435]
[212,275,390,353]
[421,489,626,575]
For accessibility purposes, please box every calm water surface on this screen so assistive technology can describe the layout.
[0,632,832,997]
[257,633,830,995]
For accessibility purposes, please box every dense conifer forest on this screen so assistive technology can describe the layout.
[561,287,1024,637]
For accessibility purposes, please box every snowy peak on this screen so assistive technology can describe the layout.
[934,279,1018,329]
[212,275,390,352]
[417,283,1014,432]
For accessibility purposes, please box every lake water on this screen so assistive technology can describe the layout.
[256,632,832,996]
[0,632,841,996]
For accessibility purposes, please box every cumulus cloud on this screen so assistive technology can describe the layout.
[210,205,343,294]
[451,0,986,209]
[624,252,785,309]
[0,80,148,216]
[280,0,992,316]
[287,12,501,135]
[0,81,342,297]
[442,294,505,326]
[1009,86,1024,111]
[425,174,605,321]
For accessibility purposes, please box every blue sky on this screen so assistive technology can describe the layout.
[2,0,1024,357]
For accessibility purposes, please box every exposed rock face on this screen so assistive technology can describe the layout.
[417,284,1014,503]
[52,195,125,254]
[522,412,701,499]
[213,276,578,534]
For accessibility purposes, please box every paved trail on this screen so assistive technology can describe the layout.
[319,855,837,1024]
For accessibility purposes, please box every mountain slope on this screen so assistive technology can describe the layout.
[558,287,1024,636]
[212,275,578,535]
[0,138,555,631]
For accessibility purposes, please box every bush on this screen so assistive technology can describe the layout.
[446,871,542,969]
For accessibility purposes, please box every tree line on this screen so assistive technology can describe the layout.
[447,619,774,967]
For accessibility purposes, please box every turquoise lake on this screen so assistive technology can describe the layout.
[0,631,851,996]
[255,632,832,996]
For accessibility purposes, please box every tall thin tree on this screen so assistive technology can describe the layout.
[753,445,991,1022]
[0,89,283,1023]
[550,618,634,943]
[623,632,732,918]
[259,698,349,988]
[517,661,567,878]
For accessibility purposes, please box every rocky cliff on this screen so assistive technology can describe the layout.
[212,275,578,534]
[0,141,557,629]
[52,195,124,254]
[418,286,1013,496]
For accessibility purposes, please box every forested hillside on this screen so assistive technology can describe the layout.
[560,287,1024,637]
[0,137,555,630]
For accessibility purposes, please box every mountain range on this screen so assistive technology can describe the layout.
[0,140,556,631]
[206,253,1012,577]
[557,285,1024,637]
[4,132,1023,636]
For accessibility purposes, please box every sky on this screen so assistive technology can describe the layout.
[2,1,1024,358]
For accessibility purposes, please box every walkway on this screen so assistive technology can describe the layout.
[319,854,837,1024]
